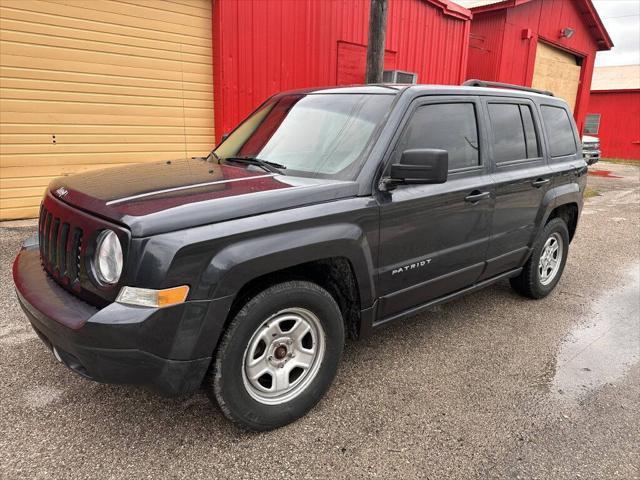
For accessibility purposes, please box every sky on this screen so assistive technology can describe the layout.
[593,0,640,66]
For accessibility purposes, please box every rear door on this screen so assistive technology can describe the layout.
[376,96,494,320]
[481,97,552,279]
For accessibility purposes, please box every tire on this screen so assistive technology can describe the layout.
[510,217,570,299]
[206,280,344,431]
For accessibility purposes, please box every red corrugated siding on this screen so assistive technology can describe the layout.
[467,11,506,82]
[465,0,601,131]
[587,90,640,160]
[213,0,470,139]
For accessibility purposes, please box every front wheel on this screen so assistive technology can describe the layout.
[206,280,344,430]
[510,218,570,299]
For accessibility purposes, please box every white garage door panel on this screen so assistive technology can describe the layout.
[0,0,214,220]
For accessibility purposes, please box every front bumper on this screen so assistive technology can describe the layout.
[13,241,214,397]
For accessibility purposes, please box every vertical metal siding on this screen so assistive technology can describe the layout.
[465,0,601,130]
[214,0,470,139]
[467,11,506,82]
[587,91,640,160]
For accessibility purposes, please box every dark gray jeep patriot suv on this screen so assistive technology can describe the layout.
[13,81,587,430]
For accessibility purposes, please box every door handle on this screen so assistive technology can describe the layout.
[531,178,551,188]
[464,191,491,203]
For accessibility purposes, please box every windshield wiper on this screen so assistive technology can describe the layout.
[224,156,287,175]
[205,150,221,163]
[191,150,220,163]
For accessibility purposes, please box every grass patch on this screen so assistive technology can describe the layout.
[600,158,640,167]
[584,187,600,199]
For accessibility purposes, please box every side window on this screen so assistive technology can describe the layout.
[541,105,577,157]
[520,105,540,158]
[488,104,526,162]
[397,103,480,170]
[583,114,601,134]
[488,103,540,163]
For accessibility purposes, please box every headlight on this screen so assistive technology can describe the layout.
[94,230,123,285]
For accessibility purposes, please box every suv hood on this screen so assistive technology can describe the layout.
[49,158,359,237]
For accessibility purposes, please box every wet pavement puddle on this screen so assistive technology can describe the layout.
[588,169,622,179]
[552,264,640,402]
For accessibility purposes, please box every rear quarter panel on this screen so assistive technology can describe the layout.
[534,98,587,239]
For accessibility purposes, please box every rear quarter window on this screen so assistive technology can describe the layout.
[541,105,577,158]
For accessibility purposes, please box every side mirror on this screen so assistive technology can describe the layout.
[220,132,230,143]
[389,148,448,185]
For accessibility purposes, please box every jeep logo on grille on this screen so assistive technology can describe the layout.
[55,187,69,198]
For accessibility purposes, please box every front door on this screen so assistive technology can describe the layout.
[376,97,494,321]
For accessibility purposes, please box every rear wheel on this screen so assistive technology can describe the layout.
[510,217,570,299]
[206,280,344,430]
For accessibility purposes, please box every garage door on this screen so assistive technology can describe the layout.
[532,41,581,112]
[0,0,214,220]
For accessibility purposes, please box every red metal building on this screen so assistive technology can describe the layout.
[460,0,613,131]
[212,0,472,139]
[585,65,640,161]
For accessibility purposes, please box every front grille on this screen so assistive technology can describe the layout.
[39,204,84,285]
[37,192,129,306]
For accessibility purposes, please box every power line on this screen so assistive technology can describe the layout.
[601,14,640,19]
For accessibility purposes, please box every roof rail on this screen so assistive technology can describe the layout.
[463,79,554,97]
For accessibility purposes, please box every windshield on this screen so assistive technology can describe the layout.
[214,93,395,180]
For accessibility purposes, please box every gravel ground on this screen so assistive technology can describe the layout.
[1,162,638,479]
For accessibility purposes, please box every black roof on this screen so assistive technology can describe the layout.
[277,82,568,106]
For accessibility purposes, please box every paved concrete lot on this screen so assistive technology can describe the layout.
[1,162,638,479]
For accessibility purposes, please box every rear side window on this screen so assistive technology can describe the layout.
[397,103,480,170]
[520,106,540,158]
[488,103,539,163]
[541,105,577,157]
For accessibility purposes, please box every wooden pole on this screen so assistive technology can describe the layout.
[365,0,388,84]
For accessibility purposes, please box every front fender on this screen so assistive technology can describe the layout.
[199,223,377,307]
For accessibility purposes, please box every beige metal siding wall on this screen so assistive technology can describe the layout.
[0,0,214,220]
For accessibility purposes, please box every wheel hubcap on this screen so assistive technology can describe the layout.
[538,232,563,286]
[242,307,325,405]
[274,345,287,360]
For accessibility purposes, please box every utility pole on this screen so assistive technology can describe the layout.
[365,0,388,84]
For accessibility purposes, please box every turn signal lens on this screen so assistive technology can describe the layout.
[157,286,190,307]
[116,285,189,308]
